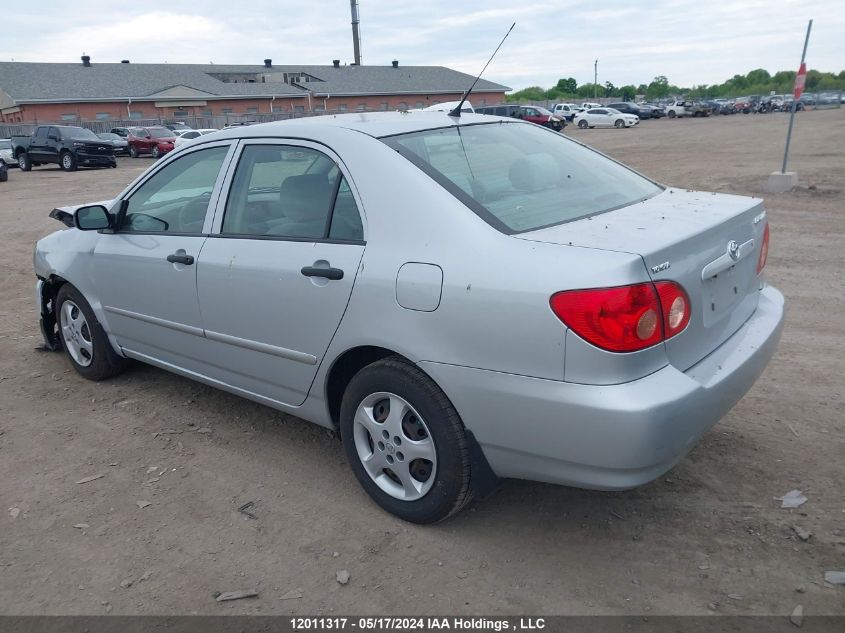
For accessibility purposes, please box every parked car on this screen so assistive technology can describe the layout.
[0,138,14,165]
[34,112,782,523]
[573,107,639,128]
[11,125,117,171]
[173,129,219,148]
[551,103,579,121]
[165,122,194,133]
[580,102,602,110]
[606,102,652,119]
[109,127,132,138]
[96,132,129,155]
[124,126,177,158]
[638,103,665,118]
[420,101,474,114]
[475,105,565,130]
[0,160,7,182]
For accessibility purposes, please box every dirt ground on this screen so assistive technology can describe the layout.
[0,109,843,617]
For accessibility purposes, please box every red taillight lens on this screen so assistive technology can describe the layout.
[550,283,663,352]
[550,281,690,353]
[757,223,770,274]
[655,281,691,339]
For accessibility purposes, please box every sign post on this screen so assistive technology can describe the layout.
[782,21,812,173]
[765,19,813,192]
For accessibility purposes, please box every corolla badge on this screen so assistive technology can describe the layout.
[651,261,671,273]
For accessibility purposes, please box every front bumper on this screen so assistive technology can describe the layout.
[420,285,784,490]
[76,151,116,166]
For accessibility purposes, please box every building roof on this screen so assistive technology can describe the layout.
[0,61,510,105]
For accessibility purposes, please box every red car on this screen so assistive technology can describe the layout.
[122,126,177,159]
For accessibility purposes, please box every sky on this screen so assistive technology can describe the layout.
[2,1,843,91]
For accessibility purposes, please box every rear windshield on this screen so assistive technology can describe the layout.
[382,122,662,233]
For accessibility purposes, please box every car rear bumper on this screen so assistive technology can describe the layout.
[420,284,784,490]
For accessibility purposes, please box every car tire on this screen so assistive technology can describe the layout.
[339,356,473,524]
[667,110,676,118]
[60,151,78,171]
[56,284,128,381]
[614,119,625,128]
[128,145,138,158]
[578,119,588,129]
[0,169,7,183]
[151,145,161,159]
[18,152,32,171]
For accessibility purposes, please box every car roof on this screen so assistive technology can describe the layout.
[208,111,513,141]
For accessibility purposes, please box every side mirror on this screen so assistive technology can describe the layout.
[74,205,112,231]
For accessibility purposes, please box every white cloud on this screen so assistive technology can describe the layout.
[0,0,842,89]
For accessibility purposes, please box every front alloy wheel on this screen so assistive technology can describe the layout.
[60,300,93,367]
[151,145,161,159]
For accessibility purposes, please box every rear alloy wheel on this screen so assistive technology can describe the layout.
[18,152,32,171]
[339,356,473,523]
[56,284,128,381]
[128,145,139,158]
[667,110,676,118]
[578,119,588,129]
[60,151,77,171]
[615,119,625,128]
[151,145,161,159]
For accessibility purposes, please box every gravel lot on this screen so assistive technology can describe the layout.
[1,109,843,616]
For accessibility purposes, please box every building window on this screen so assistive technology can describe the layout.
[95,113,111,121]
[337,104,348,112]
[396,102,408,111]
[379,102,389,111]
[60,114,77,121]
[222,108,233,115]
[294,105,305,114]
[314,106,325,113]
[246,107,258,114]
[173,110,188,119]
[272,106,285,113]
[202,109,213,117]
[357,104,367,112]
[129,111,143,120]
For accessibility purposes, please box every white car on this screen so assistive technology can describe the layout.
[573,107,639,129]
[420,101,474,114]
[173,129,219,148]
[0,138,13,166]
[665,100,691,118]
[551,103,579,121]
[580,102,602,110]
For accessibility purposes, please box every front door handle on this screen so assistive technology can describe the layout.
[167,253,195,265]
[301,266,344,280]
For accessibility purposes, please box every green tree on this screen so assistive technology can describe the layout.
[555,77,577,94]
[604,81,616,97]
[619,85,637,101]
[746,68,771,85]
[645,75,670,99]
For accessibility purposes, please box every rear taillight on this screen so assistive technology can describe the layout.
[757,222,770,274]
[655,281,691,339]
[550,281,690,353]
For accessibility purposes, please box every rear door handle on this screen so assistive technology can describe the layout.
[301,266,344,280]
[166,253,195,265]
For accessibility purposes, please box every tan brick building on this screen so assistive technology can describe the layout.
[0,58,508,125]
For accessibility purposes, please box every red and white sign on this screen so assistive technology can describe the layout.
[793,62,807,99]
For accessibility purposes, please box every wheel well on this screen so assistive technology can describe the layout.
[325,345,400,428]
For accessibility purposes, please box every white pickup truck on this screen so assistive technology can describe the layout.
[551,103,579,121]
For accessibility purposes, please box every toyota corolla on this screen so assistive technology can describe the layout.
[33,112,784,523]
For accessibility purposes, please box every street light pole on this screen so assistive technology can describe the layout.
[594,59,598,100]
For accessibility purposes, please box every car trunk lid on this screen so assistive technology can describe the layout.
[517,188,767,371]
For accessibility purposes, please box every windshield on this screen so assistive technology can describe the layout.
[149,128,174,139]
[98,133,120,140]
[63,127,98,140]
[382,122,662,234]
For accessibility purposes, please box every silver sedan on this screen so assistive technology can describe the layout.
[33,113,783,523]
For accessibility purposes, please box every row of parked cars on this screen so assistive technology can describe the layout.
[1,123,219,173]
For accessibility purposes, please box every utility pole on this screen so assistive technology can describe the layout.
[594,59,598,100]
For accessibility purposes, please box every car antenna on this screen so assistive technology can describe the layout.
[449,22,515,118]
